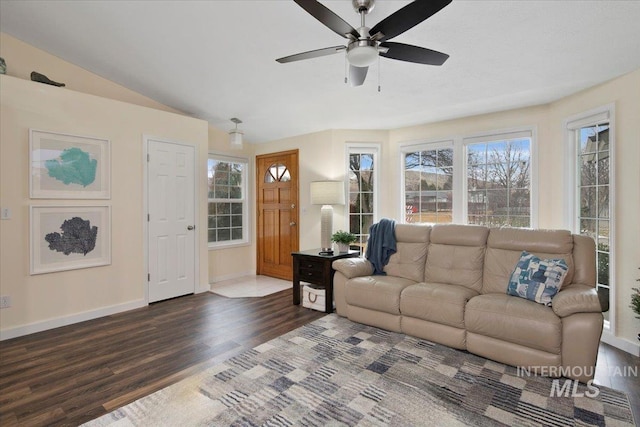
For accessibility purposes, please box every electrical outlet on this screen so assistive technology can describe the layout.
[0,295,11,309]
[0,207,10,220]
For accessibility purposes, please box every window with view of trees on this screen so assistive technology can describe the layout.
[401,130,534,228]
[466,138,531,227]
[207,155,248,248]
[566,107,613,324]
[403,146,453,224]
[347,146,378,250]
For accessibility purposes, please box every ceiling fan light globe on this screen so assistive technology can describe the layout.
[347,45,378,67]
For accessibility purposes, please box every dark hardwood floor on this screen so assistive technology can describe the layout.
[0,289,324,426]
[0,289,638,426]
[594,341,640,422]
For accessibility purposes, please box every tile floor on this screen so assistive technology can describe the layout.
[210,275,292,298]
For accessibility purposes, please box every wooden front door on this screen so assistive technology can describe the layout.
[256,150,299,280]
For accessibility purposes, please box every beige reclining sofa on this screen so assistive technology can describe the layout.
[332,224,603,383]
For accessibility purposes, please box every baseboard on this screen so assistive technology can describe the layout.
[209,270,256,288]
[601,330,640,357]
[196,282,211,294]
[0,299,147,341]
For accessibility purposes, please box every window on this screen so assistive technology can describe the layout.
[403,144,453,224]
[264,163,290,183]
[347,145,379,250]
[465,137,531,227]
[565,106,614,325]
[401,129,534,227]
[207,155,249,248]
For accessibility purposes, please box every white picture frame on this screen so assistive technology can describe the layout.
[30,205,112,275]
[30,129,111,199]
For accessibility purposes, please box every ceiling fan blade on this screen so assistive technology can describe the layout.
[276,45,346,63]
[294,0,359,39]
[380,42,449,65]
[349,65,368,87]
[370,0,452,42]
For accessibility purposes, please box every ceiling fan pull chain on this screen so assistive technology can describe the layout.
[344,54,348,84]
[378,55,381,92]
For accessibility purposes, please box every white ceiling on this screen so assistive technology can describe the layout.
[2,1,640,143]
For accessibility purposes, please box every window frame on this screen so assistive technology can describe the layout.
[345,143,380,248]
[400,139,457,224]
[563,104,615,332]
[207,153,250,250]
[462,128,538,228]
[399,127,537,228]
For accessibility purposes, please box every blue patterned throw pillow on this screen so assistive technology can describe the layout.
[507,251,569,306]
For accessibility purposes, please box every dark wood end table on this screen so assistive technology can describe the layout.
[291,249,360,313]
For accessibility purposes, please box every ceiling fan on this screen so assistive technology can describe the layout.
[276,0,451,87]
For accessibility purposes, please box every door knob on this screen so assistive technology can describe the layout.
[187,225,195,230]
[290,222,296,226]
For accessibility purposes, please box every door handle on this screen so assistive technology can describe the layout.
[187,225,195,231]
[290,222,296,226]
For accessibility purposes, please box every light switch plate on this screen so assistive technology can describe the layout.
[0,296,11,309]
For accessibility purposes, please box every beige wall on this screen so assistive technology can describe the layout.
[0,32,182,114]
[254,129,389,252]
[0,75,209,338]
[1,31,257,286]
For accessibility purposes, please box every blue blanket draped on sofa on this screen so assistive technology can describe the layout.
[365,218,397,275]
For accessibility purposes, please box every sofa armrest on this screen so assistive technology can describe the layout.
[552,285,602,318]
[332,258,374,279]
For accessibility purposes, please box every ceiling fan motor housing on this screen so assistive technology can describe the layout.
[352,0,375,14]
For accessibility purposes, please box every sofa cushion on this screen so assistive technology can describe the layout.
[507,251,569,305]
[425,245,486,292]
[401,282,479,329]
[424,224,488,292]
[430,224,489,246]
[465,294,562,354]
[483,228,574,294]
[384,224,430,282]
[345,276,416,315]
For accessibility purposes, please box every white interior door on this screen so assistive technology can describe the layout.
[147,139,196,303]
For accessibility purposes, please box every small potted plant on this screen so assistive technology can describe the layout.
[331,230,357,253]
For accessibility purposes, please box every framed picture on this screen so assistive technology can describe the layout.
[30,129,111,199]
[30,205,111,275]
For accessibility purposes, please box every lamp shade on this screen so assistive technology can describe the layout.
[310,181,345,206]
[229,129,243,148]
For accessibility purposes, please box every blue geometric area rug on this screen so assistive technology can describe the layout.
[84,315,635,426]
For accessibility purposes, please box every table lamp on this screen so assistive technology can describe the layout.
[310,181,345,253]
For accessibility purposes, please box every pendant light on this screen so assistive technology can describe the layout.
[229,118,243,149]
